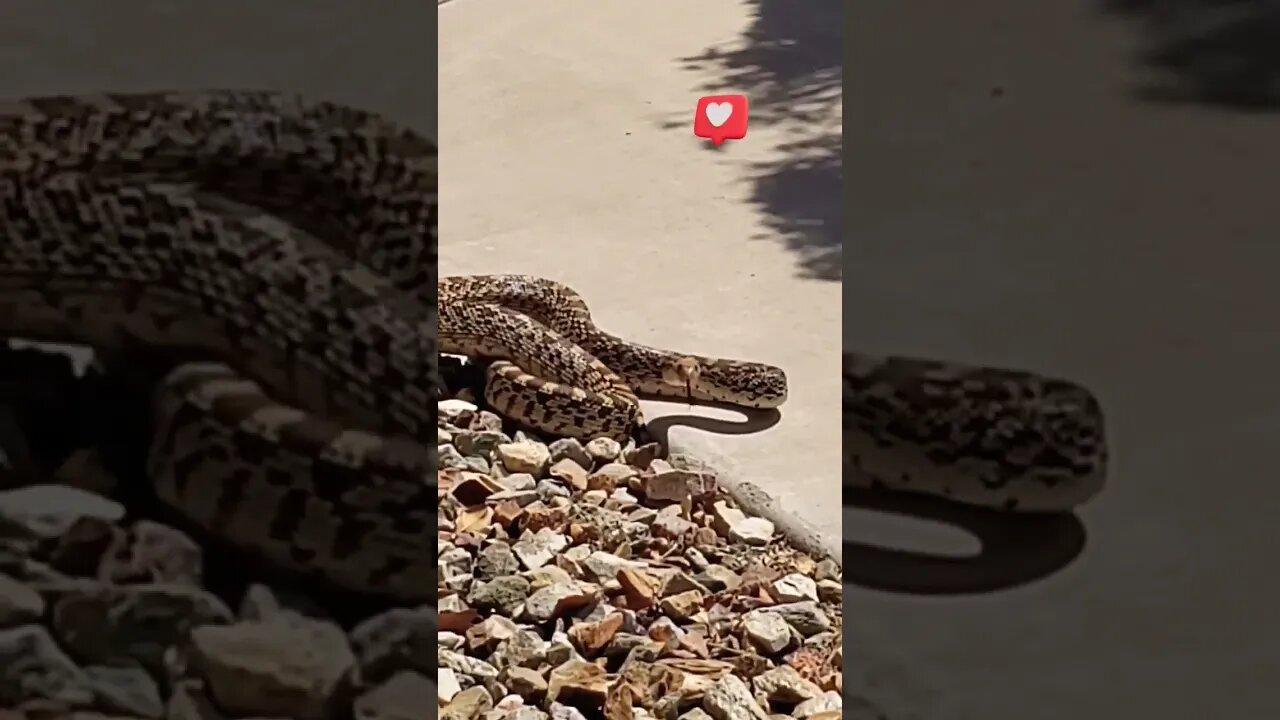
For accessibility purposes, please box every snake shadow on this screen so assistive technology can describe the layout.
[846,487,1088,595]
[640,400,782,445]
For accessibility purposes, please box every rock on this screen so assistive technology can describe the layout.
[354,670,434,720]
[770,573,818,603]
[548,438,592,470]
[51,583,232,671]
[188,616,354,720]
[816,578,842,603]
[703,673,770,719]
[512,528,569,571]
[729,517,775,546]
[504,665,548,701]
[433,395,843,720]
[617,568,657,609]
[708,501,776,545]
[0,365,826,718]
[794,690,843,717]
[643,463,715,503]
[467,575,531,617]
[0,624,95,708]
[752,664,823,704]
[742,610,794,655]
[497,442,551,476]
[524,581,601,623]
[548,459,589,493]
[441,685,493,720]
[84,663,164,718]
[583,437,621,464]
[476,542,520,579]
[755,601,832,637]
[0,485,124,538]
[438,667,462,704]
[0,573,43,626]
[546,659,606,706]
[350,606,433,681]
[566,612,624,655]
[438,647,499,681]
[659,590,704,622]
[587,463,636,492]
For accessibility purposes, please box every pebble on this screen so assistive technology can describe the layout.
[0,345,852,719]
[437,392,843,719]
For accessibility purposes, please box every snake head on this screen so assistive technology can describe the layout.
[661,357,703,401]
[655,356,788,408]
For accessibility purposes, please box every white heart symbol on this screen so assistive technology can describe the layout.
[705,102,733,127]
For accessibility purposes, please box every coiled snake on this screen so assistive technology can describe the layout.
[0,91,436,601]
[440,274,789,440]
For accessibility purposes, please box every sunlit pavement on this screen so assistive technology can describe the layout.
[439,0,844,546]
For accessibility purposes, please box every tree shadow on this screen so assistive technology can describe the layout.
[669,0,842,280]
[1104,0,1280,111]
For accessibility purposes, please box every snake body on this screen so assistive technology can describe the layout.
[844,352,1107,512]
[0,91,436,600]
[440,274,789,440]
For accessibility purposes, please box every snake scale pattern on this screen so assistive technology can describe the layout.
[0,91,436,600]
[441,274,789,440]
[844,352,1108,512]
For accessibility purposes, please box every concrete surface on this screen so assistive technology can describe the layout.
[439,1,843,541]
[853,0,1280,717]
[0,3,435,138]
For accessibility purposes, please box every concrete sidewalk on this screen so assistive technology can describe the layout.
[854,0,1280,717]
[439,1,843,543]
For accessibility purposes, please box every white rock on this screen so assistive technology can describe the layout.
[730,516,775,546]
[772,573,818,602]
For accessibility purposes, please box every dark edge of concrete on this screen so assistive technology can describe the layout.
[719,473,843,570]
[665,434,842,570]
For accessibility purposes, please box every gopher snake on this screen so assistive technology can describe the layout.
[440,274,788,440]
[0,91,435,600]
[844,353,1108,512]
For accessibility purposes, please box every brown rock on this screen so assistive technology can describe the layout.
[438,608,482,634]
[503,666,548,701]
[549,458,589,492]
[491,499,524,527]
[451,472,505,506]
[568,612,624,655]
[454,506,493,535]
[617,569,656,609]
[546,659,607,706]
[659,590,704,622]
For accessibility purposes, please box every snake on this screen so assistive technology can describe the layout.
[440,274,789,440]
[0,91,436,601]
[844,352,1108,512]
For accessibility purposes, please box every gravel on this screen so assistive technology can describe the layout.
[435,357,844,719]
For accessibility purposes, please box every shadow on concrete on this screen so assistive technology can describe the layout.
[846,489,1087,594]
[843,352,1105,593]
[643,403,782,444]
[673,0,842,280]
[1105,0,1280,111]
